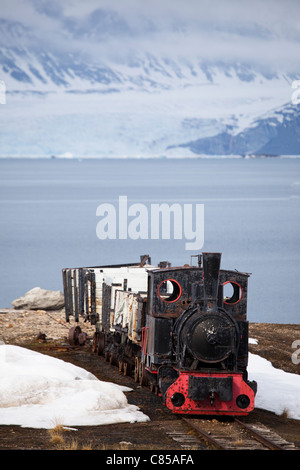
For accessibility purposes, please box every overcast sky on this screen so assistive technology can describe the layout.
[1,0,300,72]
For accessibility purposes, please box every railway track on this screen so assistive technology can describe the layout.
[182,417,297,450]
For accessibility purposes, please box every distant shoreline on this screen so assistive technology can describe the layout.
[1,154,300,160]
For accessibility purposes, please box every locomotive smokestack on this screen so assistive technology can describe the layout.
[202,252,221,311]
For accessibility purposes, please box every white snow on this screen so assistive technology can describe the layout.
[249,338,258,345]
[0,344,149,429]
[248,352,300,421]
[0,342,299,429]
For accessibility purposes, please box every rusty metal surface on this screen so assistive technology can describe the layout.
[112,290,145,342]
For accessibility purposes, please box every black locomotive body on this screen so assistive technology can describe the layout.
[62,252,257,416]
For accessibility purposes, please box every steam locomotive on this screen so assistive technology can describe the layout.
[62,252,257,416]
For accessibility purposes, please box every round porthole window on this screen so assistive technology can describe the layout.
[158,279,182,303]
[223,281,243,305]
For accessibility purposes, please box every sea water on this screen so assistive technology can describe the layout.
[0,157,299,324]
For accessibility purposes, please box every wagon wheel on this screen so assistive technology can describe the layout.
[139,362,148,386]
[110,353,118,367]
[68,326,81,346]
[134,357,140,383]
[92,333,98,353]
[123,361,132,377]
[97,333,105,356]
[78,332,87,346]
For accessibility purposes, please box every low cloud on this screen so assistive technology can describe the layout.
[1,0,300,73]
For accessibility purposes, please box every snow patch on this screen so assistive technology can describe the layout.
[0,344,149,429]
[248,352,300,420]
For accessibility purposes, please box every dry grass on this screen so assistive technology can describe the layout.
[234,439,245,446]
[281,408,290,420]
[48,424,65,446]
[48,425,134,450]
[48,424,82,450]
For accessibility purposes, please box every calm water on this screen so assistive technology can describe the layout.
[0,157,299,324]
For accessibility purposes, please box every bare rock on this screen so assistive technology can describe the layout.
[12,287,65,311]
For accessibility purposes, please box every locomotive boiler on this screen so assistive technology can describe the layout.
[62,252,257,416]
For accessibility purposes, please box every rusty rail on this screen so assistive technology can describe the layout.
[182,418,227,450]
[234,418,294,450]
[182,417,295,450]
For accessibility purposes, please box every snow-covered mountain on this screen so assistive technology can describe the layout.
[169,102,300,156]
[0,10,299,158]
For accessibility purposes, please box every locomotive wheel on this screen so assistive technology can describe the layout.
[134,357,140,382]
